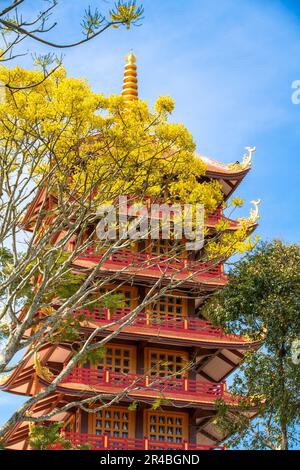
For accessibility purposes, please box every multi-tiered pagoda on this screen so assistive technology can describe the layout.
[1,53,260,450]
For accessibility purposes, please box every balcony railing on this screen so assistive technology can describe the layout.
[73,307,244,342]
[59,432,224,450]
[77,248,224,280]
[62,368,225,399]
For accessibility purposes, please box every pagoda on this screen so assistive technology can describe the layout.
[1,53,260,450]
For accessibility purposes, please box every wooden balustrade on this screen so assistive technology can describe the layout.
[77,248,224,280]
[59,431,224,450]
[62,367,225,399]
[72,307,244,342]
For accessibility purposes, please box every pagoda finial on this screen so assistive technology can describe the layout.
[122,50,138,101]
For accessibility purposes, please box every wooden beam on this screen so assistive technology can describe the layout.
[191,409,216,421]
[229,349,244,359]
[198,428,219,443]
[226,180,236,189]
[217,352,237,368]
[198,370,215,382]
[195,348,218,357]
[26,375,34,395]
[196,416,212,429]
[195,349,219,372]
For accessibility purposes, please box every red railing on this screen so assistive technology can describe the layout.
[60,432,224,450]
[62,367,225,399]
[78,248,224,280]
[73,307,244,342]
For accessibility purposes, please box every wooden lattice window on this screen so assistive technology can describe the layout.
[147,239,184,257]
[94,343,136,374]
[99,284,138,310]
[90,406,135,439]
[144,410,188,443]
[145,348,189,378]
[146,292,187,320]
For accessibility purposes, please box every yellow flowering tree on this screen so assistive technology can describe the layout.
[0,64,256,440]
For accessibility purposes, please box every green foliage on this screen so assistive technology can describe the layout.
[102,293,124,312]
[28,421,91,450]
[0,248,86,312]
[0,248,32,304]
[151,398,172,410]
[0,247,13,269]
[215,351,299,450]
[128,401,138,411]
[81,6,106,37]
[78,346,107,365]
[0,321,9,341]
[205,240,300,339]
[75,443,91,450]
[205,240,300,449]
[29,421,64,450]
[151,399,162,410]
[231,197,244,208]
[110,1,144,29]
[42,251,86,302]
[48,313,84,344]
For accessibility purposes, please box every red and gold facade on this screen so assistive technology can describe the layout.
[1,54,259,450]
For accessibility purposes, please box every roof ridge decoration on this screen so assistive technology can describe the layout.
[199,146,256,172]
[249,199,261,223]
[238,199,261,226]
[243,146,256,167]
[33,353,54,381]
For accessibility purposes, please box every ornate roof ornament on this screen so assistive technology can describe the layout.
[249,199,261,223]
[227,146,256,171]
[237,199,261,226]
[122,50,138,101]
[33,353,54,381]
[200,146,256,173]
[243,146,256,168]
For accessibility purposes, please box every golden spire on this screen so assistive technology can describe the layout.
[122,51,138,101]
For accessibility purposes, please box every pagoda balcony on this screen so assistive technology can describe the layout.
[73,308,246,345]
[77,248,226,284]
[56,431,224,450]
[61,368,225,404]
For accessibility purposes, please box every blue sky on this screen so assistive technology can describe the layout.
[1,0,300,438]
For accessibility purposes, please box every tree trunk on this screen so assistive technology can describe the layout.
[281,423,288,450]
[279,342,288,450]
